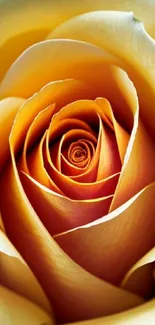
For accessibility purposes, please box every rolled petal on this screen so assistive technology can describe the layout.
[95,98,130,163]
[54,182,155,285]
[121,247,155,298]
[24,132,64,194]
[0,97,25,171]
[0,285,54,325]
[45,99,120,200]
[0,230,52,313]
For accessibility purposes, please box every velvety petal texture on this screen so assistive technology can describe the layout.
[0,3,155,325]
[0,230,52,313]
[0,285,54,325]
[64,300,155,325]
[0,83,144,322]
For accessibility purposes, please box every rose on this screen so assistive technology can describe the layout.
[0,1,155,324]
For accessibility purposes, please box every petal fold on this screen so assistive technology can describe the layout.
[0,285,54,325]
[0,230,52,313]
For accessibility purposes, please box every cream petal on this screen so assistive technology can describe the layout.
[49,11,155,137]
[0,39,118,99]
[0,0,154,81]
[121,247,155,297]
[64,300,155,325]
[0,285,54,325]
[0,230,52,313]
[46,0,155,39]
[54,182,155,285]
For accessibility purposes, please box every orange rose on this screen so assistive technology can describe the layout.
[0,1,155,324]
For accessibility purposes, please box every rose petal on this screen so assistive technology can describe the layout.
[0,97,25,171]
[49,118,93,175]
[21,103,55,174]
[9,78,93,154]
[121,247,155,297]
[45,99,120,199]
[0,230,52,313]
[56,132,96,175]
[54,182,155,285]
[96,113,121,180]
[96,98,130,163]
[0,212,5,233]
[64,299,155,325]
[47,101,102,183]
[24,132,63,195]
[110,118,155,210]
[21,172,113,236]
[45,0,155,39]
[0,139,144,323]
[0,285,54,325]
[61,139,95,177]
[0,1,154,81]
[0,39,119,98]
[49,11,155,137]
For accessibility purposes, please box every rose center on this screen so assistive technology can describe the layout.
[67,139,95,168]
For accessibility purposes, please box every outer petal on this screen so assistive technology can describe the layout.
[0,0,155,81]
[0,230,52,313]
[0,285,54,325]
[64,300,155,325]
[49,11,155,137]
[121,247,155,297]
[54,182,155,285]
[0,39,118,98]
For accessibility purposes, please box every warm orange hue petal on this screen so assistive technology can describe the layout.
[24,132,63,195]
[121,247,155,297]
[0,286,54,325]
[0,212,5,232]
[110,119,155,210]
[9,78,92,154]
[0,97,25,171]
[20,103,55,173]
[96,98,130,163]
[96,115,121,180]
[61,139,95,177]
[0,148,143,323]
[0,230,51,313]
[54,182,155,285]
[65,299,155,325]
[21,172,113,236]
[49,117,93,176]
[45,99,120,200]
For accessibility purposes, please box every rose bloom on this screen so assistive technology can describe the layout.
[0,0,155,324]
